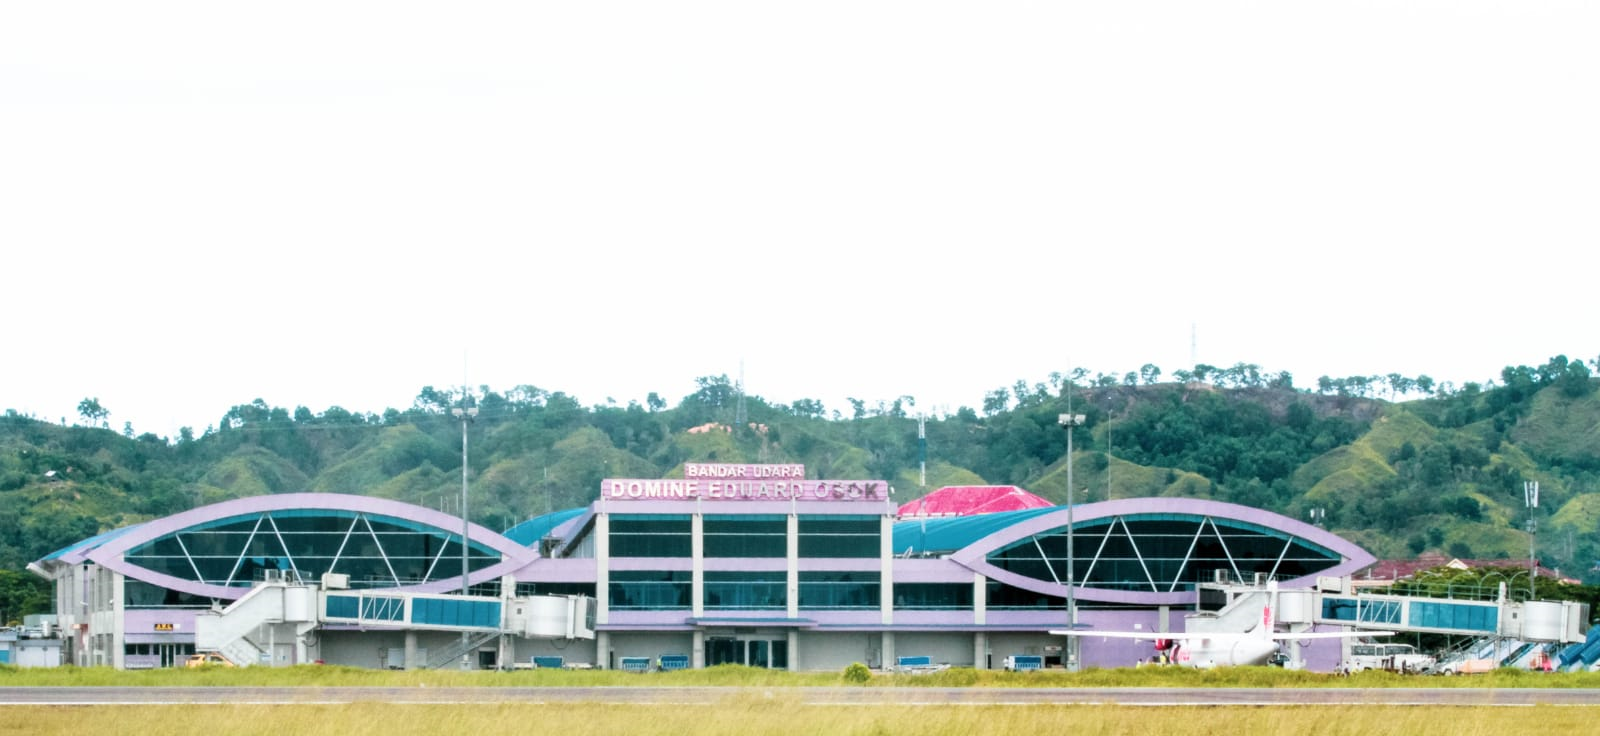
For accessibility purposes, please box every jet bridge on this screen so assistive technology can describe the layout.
[1201,577,1588,645]
[1185,577,1587,671]
[1313,588,1588,644]
[195,572,595,667]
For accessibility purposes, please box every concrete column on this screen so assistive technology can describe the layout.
[692,513,705,618]
[973,572,986,625]
[881,631,895,670]
[692,630,705,669]
[787,514,799,618]
[787,630,800,672]
[295,624,311,665]
[880,514,893,625]
[595,513,610,625]
[973,632,989,670]
[404,630,419,670]
[111,570,125,670]
[596,631,611,670]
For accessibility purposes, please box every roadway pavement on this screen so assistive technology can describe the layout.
[3,686,1597,706]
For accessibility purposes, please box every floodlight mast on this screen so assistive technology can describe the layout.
[453,405,478,669]
[1525,481,1539,599]
[1058,410,1085,672]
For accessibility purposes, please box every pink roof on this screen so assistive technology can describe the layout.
[897,485,1054,518]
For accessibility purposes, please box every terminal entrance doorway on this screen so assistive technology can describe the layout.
[706,637,788,669]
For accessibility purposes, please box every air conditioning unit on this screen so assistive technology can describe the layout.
[322,573,350,590]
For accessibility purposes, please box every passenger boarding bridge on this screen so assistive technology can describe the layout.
[1195,574,1587,669]
[194,571,595,668]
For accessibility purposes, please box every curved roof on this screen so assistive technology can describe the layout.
[46,493,537,600]
[504,507,587,547]
[920,497,1374,606]
[893,507,1060,555]
[42,523,145,563]
[897,485,1053,518]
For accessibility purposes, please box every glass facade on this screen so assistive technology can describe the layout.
[124,579,214,609]
[986,514,1340,593]
[704,570,786,610]
[514,582,596,598]
[892,582,973,610]
[1323,597,1497,633]
[609,515,692,558]
[703,515,786,558]
[798,571,879,609]
[987,580,1064,610]
[798,516,879,558]
[609,570,691,610]
[1321,596,1402,625]
[122,510,500,589]
[1410,601,1497,632]
[706,637,789,669]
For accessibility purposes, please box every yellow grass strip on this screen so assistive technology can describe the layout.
[6,701,1599,736]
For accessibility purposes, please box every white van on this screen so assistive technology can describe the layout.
[1345,643,1436,673]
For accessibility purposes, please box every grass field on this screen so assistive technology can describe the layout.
[4,662,1598,689]
[5,700,1598,736]
[6,665,1597,735]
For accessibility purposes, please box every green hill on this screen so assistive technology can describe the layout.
[4,356,1599,619]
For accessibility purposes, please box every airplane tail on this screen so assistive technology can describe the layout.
[1255,578,1278,639]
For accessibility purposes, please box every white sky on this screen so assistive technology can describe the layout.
[2,1,1596,439]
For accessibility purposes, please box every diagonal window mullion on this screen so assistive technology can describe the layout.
[173,533,206,584]
[1169,519,1208,593]
[329,516,360,577]
[360,514,401,586]
[1269,535,1293,579]
[265,514,302,583]
[1031,536,1060,585]
[1082,518,1119,588]
[1210,517,1243,582]
[1118,517,1158,593]
[224,515,265,587]
[423,530,451,583]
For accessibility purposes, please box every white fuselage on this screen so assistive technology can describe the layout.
[1167,637,1279,668]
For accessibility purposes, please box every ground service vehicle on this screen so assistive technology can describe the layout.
[1344,643,1436,673]
[183,652,235,667]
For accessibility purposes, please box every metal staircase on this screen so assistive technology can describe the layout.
[194,574,317,666]
[427,630,502,669]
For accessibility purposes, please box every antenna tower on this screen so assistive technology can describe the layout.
[918,413,927,487]
[735,359,747,427]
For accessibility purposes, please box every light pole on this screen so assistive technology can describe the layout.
[1058,411,1085,672]
[1524,481,1539,599]
[453,405,478,669]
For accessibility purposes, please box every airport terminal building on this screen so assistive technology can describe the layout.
[30,462,1377,671]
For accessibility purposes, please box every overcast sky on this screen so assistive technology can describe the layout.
[3,1,1596,439]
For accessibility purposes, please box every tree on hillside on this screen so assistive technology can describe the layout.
[1139,364,1162,385]
[77,397,108,428]
[982,388,1010,417]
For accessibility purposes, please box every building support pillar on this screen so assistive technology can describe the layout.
[973,632,989,670]
[404,630,418,670]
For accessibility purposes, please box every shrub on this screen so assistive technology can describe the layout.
[842,662,872,684]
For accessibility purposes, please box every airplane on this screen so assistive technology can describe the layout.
[1050,585,1393,669]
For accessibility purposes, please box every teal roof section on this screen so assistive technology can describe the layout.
[892,506,1061,556]
[43,523,144,561]
[504,507,586,547]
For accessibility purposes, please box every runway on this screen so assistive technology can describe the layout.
[3,686,1596,706]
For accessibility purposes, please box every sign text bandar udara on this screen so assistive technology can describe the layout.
[605,463,888,501]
